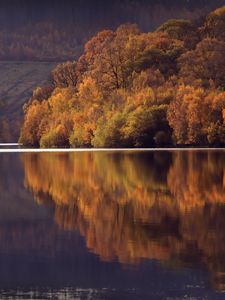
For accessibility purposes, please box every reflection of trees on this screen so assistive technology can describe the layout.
[22,151,225,290]
[168,151,225,210]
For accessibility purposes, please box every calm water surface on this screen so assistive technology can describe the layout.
[0,150,224,299]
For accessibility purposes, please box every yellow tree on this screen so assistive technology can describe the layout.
[19,100,50,146]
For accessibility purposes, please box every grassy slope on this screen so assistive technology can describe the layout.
[0,61,56,116]
[0,61,57,142]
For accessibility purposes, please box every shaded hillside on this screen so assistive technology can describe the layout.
[0,62,56,142]
[0,0,223,61]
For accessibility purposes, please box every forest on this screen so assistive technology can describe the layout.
[19,5,225,147]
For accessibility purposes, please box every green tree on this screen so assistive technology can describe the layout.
[202,6,225,40]
[122,105,170,147]
[92,112,126,148]
[40,125,69,148]
[156,19,199,49]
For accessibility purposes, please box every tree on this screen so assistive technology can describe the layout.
[167,85,225,146]
[52,61,78,88]
[40,125,69,148]
[87,25,141,91]
[179,38,225,88]
[122,105,171,147]
[19,100,49,146]
[32,85,54,101]
[92,112,126,148]
[133,32,184,77]
[202,6,225,40]
[69,127,88,148]
[156,19,200,49]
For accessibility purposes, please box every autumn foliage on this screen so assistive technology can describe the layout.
[19,6,225,147]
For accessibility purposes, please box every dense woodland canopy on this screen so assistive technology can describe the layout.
[19,5,225,147]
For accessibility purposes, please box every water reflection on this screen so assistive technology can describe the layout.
[21,150,225,292]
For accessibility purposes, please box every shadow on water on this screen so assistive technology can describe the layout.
[0,150,224,299]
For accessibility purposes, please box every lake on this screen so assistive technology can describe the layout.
[0,150,224,299]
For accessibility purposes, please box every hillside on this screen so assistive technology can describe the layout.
[0,62,56,142]
[0,0,223,61]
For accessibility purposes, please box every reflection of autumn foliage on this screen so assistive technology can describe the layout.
[168,151,225,210]
[22,151,225,290]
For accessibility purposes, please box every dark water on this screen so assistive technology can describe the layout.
[0,150,224,300]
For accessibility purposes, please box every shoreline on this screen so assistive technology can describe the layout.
[0,147,224,153]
